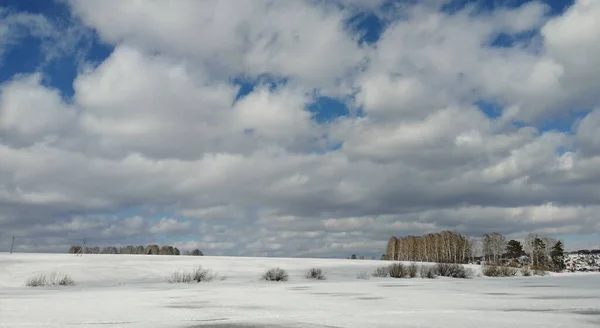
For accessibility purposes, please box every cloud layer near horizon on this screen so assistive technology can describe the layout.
[1,0,600,256]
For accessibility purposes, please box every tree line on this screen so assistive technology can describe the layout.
[385,231,474,263]
[385,231,566,272]
[68,244,203,256]
[569,249,600,255]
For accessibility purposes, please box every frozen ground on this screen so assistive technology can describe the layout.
[1,253,599,328]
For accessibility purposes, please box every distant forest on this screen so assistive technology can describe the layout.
[570,249,600,255]
[68,244,203,256]
[384,231,567,269]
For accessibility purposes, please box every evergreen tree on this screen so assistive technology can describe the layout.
[351,254,357,260]
[550,241,566,272]
[506,240,525,260]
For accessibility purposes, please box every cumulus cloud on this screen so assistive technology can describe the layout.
[1,0,600,256]
[68,0,366,92]
[541,0,600,110]
[0,74,77,146]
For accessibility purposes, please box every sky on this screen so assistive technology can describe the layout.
[1,0,599,257]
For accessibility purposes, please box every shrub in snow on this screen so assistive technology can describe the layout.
[305,268,326,280]
[498,266,518,277]
[372,266,389,278]
[483,265,519,277]
[482,265,500,277]
[167,271,193,283]
[55,274,75,286]
[520,267,532,277]
[420,265,437,279]
[388,263,408,278]
[26,272,74,287]
[356,271,370,280]
[26,274,47,287]
[460,267,475,279]
[192,267,216,282]
[436,263,453,276]
[435,263,473,279]
[167,267,216,283]
[262,268,289,281]
[531,265,550,276]
[408,263,418,278]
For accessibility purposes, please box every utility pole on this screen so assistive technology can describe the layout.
[76,238,86,257]
[10,236,15,254]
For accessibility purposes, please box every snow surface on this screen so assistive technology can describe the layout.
[1,253,599,328]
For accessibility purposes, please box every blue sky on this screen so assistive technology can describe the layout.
[1,0,599,256]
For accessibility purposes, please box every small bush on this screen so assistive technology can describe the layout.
[498,266,518,277]
[55,274,75,286]
[520,267,532,277]
[482,265,500,277]
[305,268,326,280]
[483,265,519,277]
[192,267,216,282]
[26,272,74,287]
[372,266,389,278]
[167,271,193,283]
[408,263,418,278]
[262,268,289,282]
[167,267,216,283]
[388,263,408,278]
[436,263,453,277]
[530,265,550,276]
[26,274,47,287]
[356,271,370,280]
[435,263,473,279]
[420,265,437,279]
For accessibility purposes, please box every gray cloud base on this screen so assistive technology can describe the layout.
[1,0,600,255]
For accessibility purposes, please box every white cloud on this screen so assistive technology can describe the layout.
[0,74,77,145]
[233,85,313,140]
[68,0,365,91]
[149,218,192,235]
[2,0,600,256]
[542,0,600,89]
[576,108,600,156]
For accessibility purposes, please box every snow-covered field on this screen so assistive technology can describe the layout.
[1,253,599,328]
